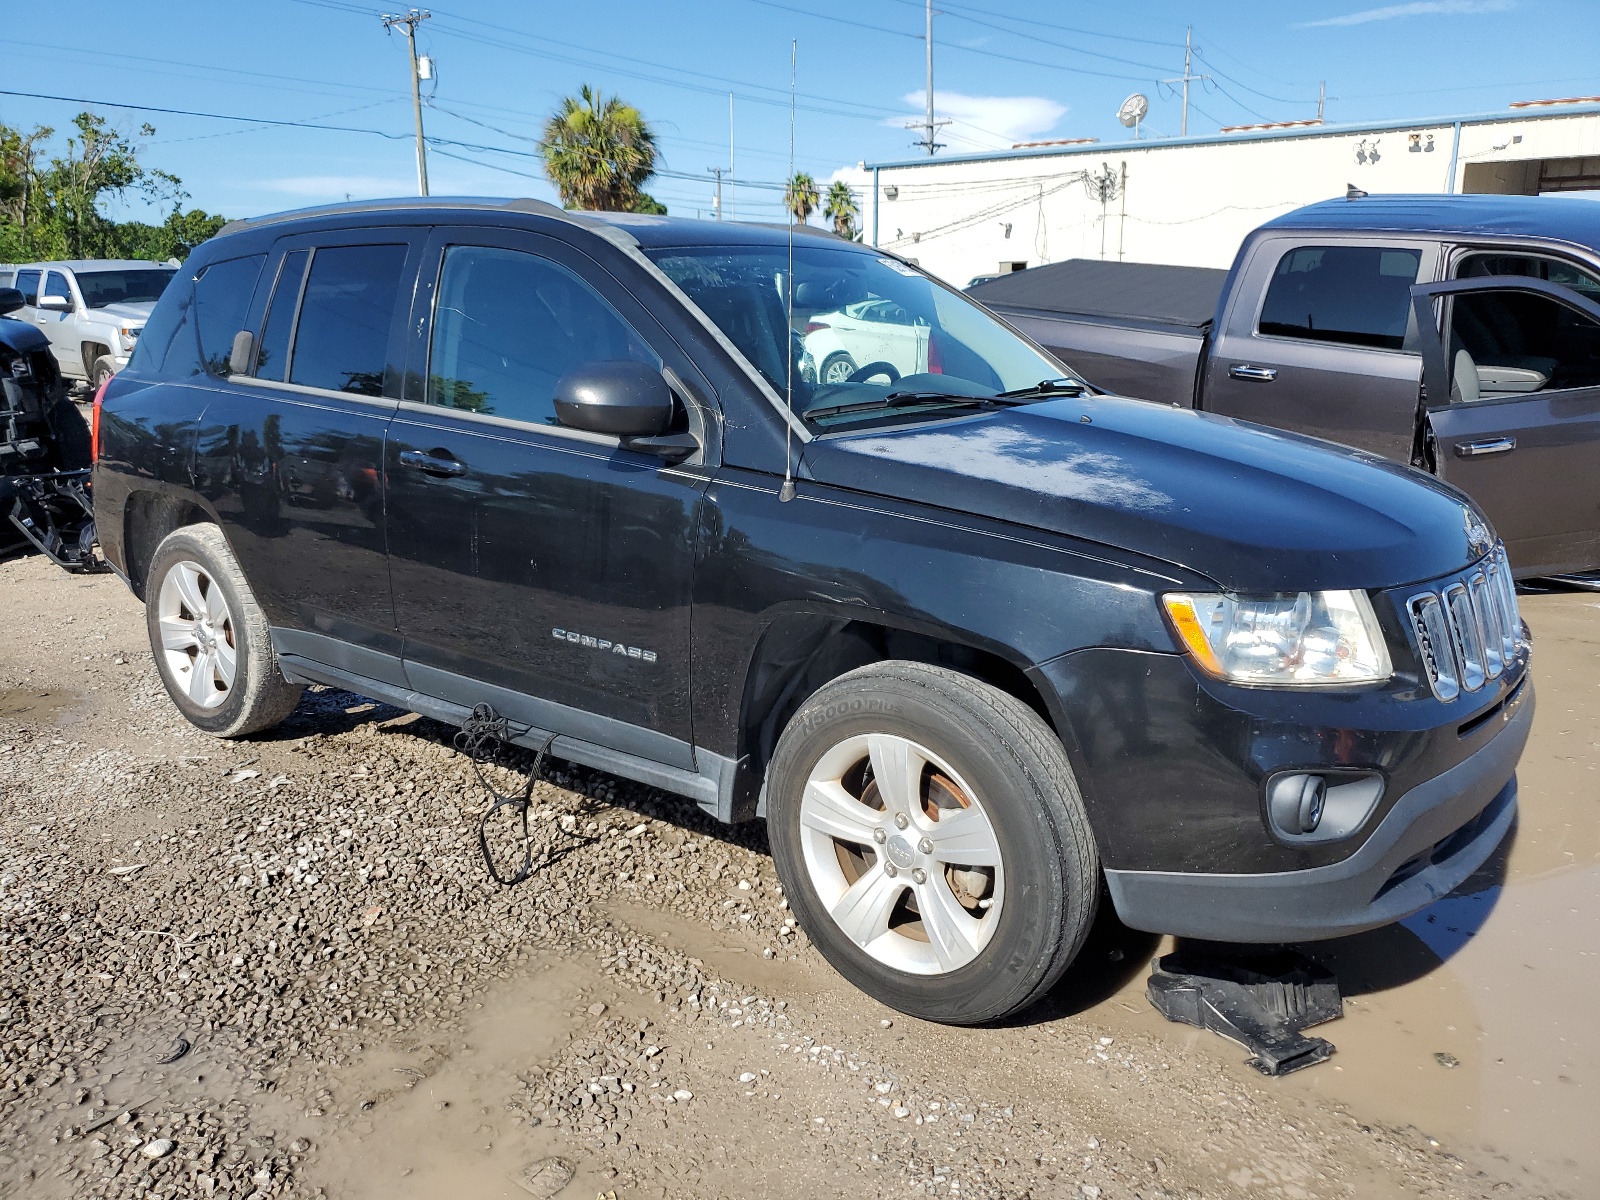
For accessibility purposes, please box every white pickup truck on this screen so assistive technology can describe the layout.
[0,260,177,392]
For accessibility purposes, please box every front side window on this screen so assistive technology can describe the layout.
[42,272,74,306]
[1457,250,1600,304]
[1449,288,1600,400]
[646,244,1075,428]
[74,268,174,309]
[426,245,656,425]
[14,270,40,306]
[287,244,408,396]
[193,255,266,377]
[1258,244,1422,350]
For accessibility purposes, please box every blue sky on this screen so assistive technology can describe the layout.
[2,0,1597,225]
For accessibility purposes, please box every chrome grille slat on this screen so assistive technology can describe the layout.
[1405,545,1525,702]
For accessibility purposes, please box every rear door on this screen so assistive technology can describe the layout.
[193,230,423,674]
[1411,275,1600,576]
[1203,236,1437,459]
[385,225,710,762]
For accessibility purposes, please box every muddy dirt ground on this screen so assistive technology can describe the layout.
[0,550,1594,1200]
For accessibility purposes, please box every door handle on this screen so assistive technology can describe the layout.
[1228,363,1278,382]
[1454,436,1516,458]
[398,448,467,477]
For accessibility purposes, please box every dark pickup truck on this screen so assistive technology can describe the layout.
[95,199,1530,1024]
[972,194,1600,582]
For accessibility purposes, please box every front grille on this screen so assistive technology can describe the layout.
[1405,547,1523,702]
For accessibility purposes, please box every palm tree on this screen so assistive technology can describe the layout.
[823,180,859,239]
[539,85,659,212]
[785,172,819,225]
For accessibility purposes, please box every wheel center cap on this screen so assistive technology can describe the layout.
[885,835,916,869]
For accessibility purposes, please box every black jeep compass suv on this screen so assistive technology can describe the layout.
[93,198,1532,1023]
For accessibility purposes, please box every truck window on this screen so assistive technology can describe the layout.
[287,244,407,397]
[74,268,174,309]
[425,245,656,426]
[1456,251,1600,305]
[193,255,266,377]
[14,270,40,306]
[1258,245,1422,351]
[42,272,74,306]
[1449,288,1600,400]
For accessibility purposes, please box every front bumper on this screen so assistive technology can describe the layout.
[1103,682,1530,941]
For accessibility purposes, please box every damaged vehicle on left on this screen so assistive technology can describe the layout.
[0,285,103,571]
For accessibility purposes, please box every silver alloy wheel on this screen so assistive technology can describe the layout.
[822,355,856,384]
[156,559,237,710]
[798,732,1005,975]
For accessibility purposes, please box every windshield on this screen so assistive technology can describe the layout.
[75,268,176,309]
[645,244,1078,427]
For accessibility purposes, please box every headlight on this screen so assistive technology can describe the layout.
[1162,590,1392,687]
[120,325,141,341]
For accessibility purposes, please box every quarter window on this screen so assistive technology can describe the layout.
[193,255,266,377]
[1258,244,1422,350]
[426,245,656,426]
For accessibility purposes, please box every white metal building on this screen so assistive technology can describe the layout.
[862,100,1600,285]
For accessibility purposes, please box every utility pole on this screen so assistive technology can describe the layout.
[908,0,947,154]
[1160,25,1211,138]
[1317,80,1326,123]
[728,93,736,222]
[710,167,724,220]
[382,8,432,196]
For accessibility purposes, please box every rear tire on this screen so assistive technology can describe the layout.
[819,351,857,385]
[766,661,1099,1024]
[145,524,302,738]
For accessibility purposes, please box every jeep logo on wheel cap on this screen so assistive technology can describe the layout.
[886,835,916,868]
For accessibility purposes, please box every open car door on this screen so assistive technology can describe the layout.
[1411,275,1600,579]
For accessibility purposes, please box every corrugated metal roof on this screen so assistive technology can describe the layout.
[865,103,1600,172]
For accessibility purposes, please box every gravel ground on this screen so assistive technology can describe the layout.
[0,551,1562,1200]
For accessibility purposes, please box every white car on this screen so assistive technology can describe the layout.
[804,298,931,385]
[6,260,178,390]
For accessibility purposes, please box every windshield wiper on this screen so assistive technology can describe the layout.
[994,377,1087,399]
[804,391,1000,421]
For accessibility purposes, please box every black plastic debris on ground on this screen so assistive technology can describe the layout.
[1146,949,1343,1076]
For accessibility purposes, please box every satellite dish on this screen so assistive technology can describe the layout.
[1118,93,1149,138]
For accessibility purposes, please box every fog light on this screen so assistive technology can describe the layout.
[1269,773,1328,836]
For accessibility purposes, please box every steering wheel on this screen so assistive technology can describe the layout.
[848,360,901,384]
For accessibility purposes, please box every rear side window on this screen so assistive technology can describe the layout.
[426,244,656,425]
[15,270,39,306]
[193,255,265,376]
[1258,245,1422,351]
[288,244,408,396]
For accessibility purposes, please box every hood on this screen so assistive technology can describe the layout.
[0,315,50,355]
[803,395,1484,593]
[92,301,156,324]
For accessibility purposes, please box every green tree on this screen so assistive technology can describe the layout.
[823,180,859,239]
[785,172,819,225]
[538,85,659,212]
[0,112,226,263]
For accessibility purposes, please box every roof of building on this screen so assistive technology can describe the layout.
[1262,192,1600,247]
[865,102,1600,171]
[968,258,1228,328]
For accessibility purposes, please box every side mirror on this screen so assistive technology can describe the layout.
[38,294,73,312]
[553,360,675,437]
[0,287,22,317]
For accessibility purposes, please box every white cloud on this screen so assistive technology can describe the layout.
[893,91,1067,152]
[1298,0,1513,27]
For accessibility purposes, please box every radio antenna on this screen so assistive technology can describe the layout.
[779,37,798,504]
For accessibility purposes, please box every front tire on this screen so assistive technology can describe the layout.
[766,662,1099,1024]
[145,524,302,738]
[819,351,857,385]
[92,356,117,390]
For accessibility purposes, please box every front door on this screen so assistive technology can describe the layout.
[192,232,421,671]
[37,270,83,375]
[1412,275,1600,576]
[384,227,710,765]
[1203,237,1437,459]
